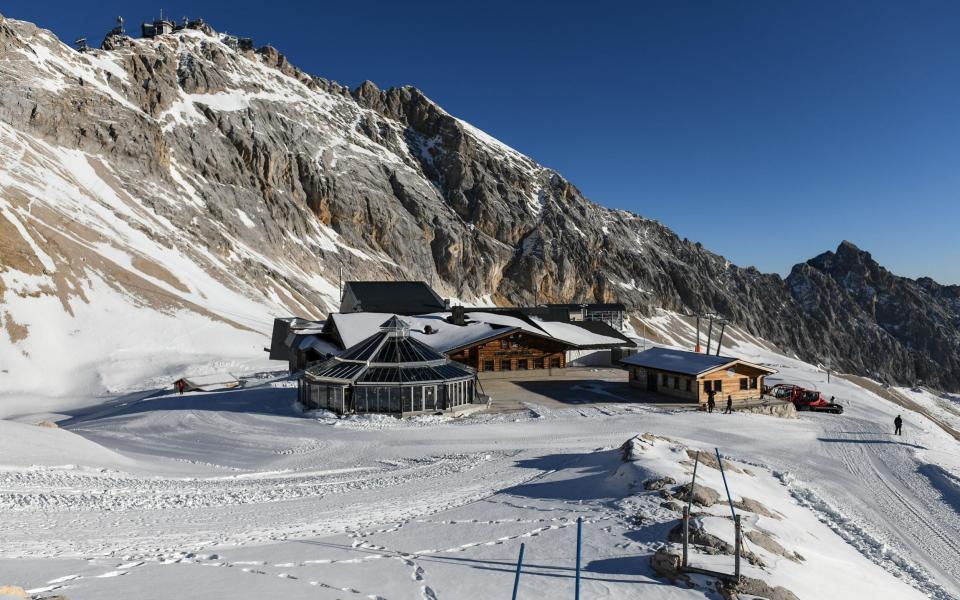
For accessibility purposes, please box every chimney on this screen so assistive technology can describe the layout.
[452,305,466,326]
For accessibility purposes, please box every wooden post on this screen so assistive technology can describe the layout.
[734,515,742,582]
[512,542,525,600]
[681,505,690,568]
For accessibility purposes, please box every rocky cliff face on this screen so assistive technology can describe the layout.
[787,242,960,388]
[0,15,957,395]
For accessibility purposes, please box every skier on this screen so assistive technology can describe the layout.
[724,394,733,414]
[894,414,903,436]
[176,379,185,395]
[707,388,716,413]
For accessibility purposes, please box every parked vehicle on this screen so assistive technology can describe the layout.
[768,383,844,414]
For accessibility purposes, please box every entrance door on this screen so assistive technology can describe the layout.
[424,386,436,411]
[647,371,658,392]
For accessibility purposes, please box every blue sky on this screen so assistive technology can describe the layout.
[6,1,959,283]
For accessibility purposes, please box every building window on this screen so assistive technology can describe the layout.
[501,359,512,371]
[511,340,520,349]
[715,380,723,392]
[740,378,748,390]
[703,380,712,392]
[500,339,509,349]
[660,373,666,386]
[518,359,528,370]
[685,379,691,392]
[534,358,545,369]
[750,377,758,389]
[483,360,494,371]
[674,377,680,390]
[550,357,561,368]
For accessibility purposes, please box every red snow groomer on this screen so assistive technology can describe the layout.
[769,384,844,414]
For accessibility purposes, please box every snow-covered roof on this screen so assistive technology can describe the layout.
[531,318,626,347]
[620,347,777,376]
[330,312,516,353]
[297,335,341,355]
[177,373,241,391]
[329,311,632,353]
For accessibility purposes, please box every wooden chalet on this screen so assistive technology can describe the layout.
[445,328,569,376]
[620,347,777,405]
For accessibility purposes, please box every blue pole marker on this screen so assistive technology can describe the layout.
[715,448,737,520]
[512,542,525,600]
[575,516,583,600]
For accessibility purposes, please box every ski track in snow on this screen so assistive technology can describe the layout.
[1,361,959,598]
[775,415,960,599]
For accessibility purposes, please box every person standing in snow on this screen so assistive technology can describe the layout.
[894,414,903,436]
[724,395,733,414]
[707,389,716,413]
[176,379,185,395]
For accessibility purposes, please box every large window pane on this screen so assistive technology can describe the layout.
[390,387,401,412]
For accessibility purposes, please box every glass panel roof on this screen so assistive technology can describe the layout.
[371,336,444,364]
[337,332,387,361]
[308,320,474,385]
[308,361,365,380]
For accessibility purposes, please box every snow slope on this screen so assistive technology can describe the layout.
[0,334,957,599]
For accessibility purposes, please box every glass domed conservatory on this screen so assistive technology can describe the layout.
[299,316,477,415]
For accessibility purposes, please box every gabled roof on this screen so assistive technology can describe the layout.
[619,347,777,376]
[325,311,625,354]
[342,281,446,315]
[532,318,632,349]
[328,312,519,352]
[566,319,635,346]
[268,316,326,360]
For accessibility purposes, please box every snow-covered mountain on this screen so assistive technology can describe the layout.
[1,14,958,400]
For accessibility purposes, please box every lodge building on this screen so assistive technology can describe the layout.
[445,328,568,374]
[620,347,776,406]
[269,281,637,416]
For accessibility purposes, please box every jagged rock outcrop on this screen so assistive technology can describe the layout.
[787,241,960,388]
[0,14,957,395]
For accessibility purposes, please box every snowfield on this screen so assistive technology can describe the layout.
[1,341,959,599]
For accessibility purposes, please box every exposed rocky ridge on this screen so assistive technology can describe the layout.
[0,14,957,393]
[787,241,960,388]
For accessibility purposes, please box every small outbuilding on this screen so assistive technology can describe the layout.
[173,373,241,393]
[620,347,777,406]
[300,316,477,416]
